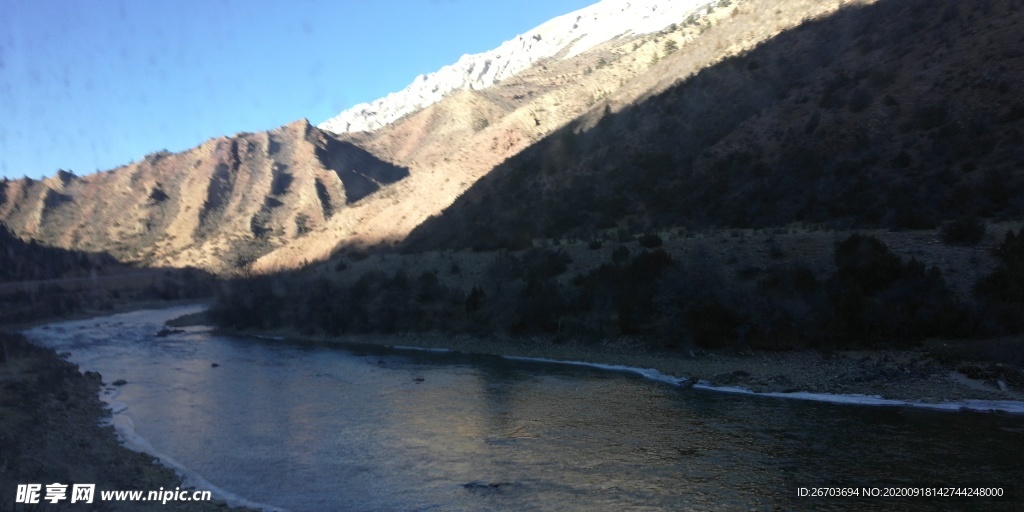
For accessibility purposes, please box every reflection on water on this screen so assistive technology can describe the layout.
[25,307,1024,511]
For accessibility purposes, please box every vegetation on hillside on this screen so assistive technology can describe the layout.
[212,232,1023,351]
[212,0,1024,355]
[0,226,213,325]
[404,0,1024,252]
[0,226,119,283]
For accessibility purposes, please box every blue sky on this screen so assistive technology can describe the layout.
[0,0,594,180]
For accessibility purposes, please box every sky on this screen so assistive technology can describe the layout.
[0,0,595,180]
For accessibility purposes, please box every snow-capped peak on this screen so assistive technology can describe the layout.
[319,0,718,134]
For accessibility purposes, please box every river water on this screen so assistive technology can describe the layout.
[23,306,1024,511]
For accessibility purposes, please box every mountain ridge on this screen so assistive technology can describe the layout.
[318,0,725,134]
[403,0,1024,251]
[1,0,938,275]
[0,119,408,274]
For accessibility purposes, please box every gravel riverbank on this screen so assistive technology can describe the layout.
[0,331,255,511]
[225,326,1024,406]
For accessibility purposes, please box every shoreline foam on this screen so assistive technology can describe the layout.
[398,346,1024,414]
[22,304,286,512]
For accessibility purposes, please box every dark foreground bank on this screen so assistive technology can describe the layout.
[0,331,255,511]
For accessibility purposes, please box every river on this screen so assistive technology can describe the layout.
[23,306,1024,511]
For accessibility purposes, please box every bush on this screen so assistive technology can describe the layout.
[638,233,663,248]
[465,285,486,313]
[654,246,744,348]
[628,249,672,281]
[940,215,985,246]
[833,234,902,295]
[520,248,572,281]
[684,302,742,348]
[611,245,630,264]
[828,234,969,346]
[977,228,1024,304]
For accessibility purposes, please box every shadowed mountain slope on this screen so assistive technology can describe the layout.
[4,0,995,273]
[404,0,1024,251]
[0,225,120,283]
[1,0,855,274]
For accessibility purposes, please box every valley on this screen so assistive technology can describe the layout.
[4,0,1024,509]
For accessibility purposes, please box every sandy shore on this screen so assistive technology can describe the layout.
[0,331,256,511]
[217,323,1024,406]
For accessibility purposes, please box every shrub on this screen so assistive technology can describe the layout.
[629,249,672,281]
[977,228,1024,303]
[654,248,746,349]
[511,278,571,334]
[833,234,901,295]
[940,215,985,246]
[828,234,969,346]
[684,302,742,348]
[611,245,630,264]
[465,285,486,313]
[638,233,663,248]
[520,248,572,281]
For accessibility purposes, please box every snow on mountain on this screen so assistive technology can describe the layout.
[318,0,720,134]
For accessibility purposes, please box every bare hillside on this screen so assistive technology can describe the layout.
[0,120,407,274]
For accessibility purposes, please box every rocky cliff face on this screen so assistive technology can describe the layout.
[318,0,725,134]
[0,120,407,274]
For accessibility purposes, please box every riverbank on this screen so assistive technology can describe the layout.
[3,297,212,332]
[0,330,254,511]
[208,318,1024,405]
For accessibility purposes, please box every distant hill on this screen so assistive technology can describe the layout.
[0,120,407,274]
[404,0,1024,251]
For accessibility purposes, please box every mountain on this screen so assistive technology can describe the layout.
[256,0,865,271]
[404,0,1024,251]
[2,0,961,274]
[4,0,766,274]
[0,120,407,274]
[319,0,725,134]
